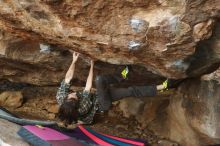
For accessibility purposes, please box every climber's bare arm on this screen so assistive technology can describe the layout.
[64,51,80,84]
[84,60,94,92]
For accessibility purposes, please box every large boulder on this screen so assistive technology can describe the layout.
[163,78,220,146]
[0,0,219,79]
[118,73,220,146]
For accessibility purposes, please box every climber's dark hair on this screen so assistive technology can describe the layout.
[58,99,79,125]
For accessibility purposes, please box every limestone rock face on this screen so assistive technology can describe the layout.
[0,0,219,79]
[202,68,220,83]
[118,77,220,146]
[0,30,163,85]
[166,79,220,146]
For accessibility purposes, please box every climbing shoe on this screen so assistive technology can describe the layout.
[161,79,169,92]
[121,66,129,79]
[162,79,185,91]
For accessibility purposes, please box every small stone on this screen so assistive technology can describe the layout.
[48,113,55,119]
[67,123,77,129]
[104,120,109,124]
[47,100,57,104]
[47,104,59,113]
[134,129,142,135]
[116,125,128,131]
[158,139,179,146]
[118,97,144,118]
[0,91,23,108]
[108,110,117,117]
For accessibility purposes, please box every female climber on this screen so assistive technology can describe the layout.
[56,51,171,125]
